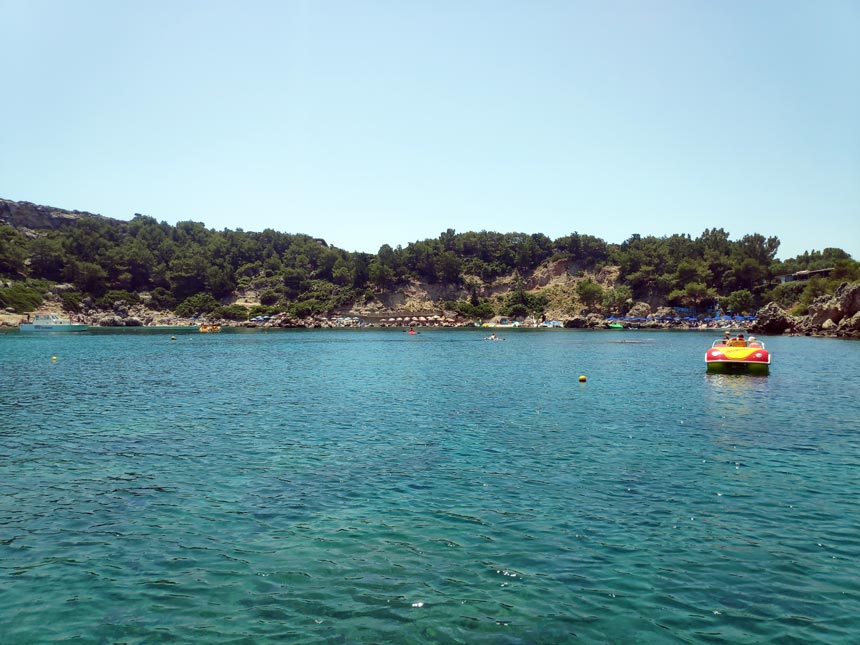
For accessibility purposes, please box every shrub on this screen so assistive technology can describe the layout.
[149,287,177,311]
[96,289,140,309]
[175,293,220,318]
[575,279,604,308]
[259,288,280,305]
[248,304,277,317]
[446,299,495,320]
[61,292,83,312]
[289,299,329,318]
[0,279,52,313]
[763,282,805,310]
[214,304,249,321]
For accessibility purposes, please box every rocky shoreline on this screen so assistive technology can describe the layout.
[3,281,859,339]
[749,281,860,339]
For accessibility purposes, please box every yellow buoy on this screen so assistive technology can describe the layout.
[578,375,586,382]
[52,356,57,362]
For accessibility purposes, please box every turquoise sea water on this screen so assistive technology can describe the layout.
[1,329,858,644]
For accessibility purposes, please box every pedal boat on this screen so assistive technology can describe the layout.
[706,339,771,374]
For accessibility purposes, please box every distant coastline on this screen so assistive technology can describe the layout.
[2,197,859,339]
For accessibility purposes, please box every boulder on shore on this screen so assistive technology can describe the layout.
[627,302,651,318]
[563,316,588,329]
[749,302,795,335]
[837,311,860,338]
[98,315,125,327]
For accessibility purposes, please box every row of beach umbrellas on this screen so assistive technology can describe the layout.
[385,315,446,322]
[607,314,756,322]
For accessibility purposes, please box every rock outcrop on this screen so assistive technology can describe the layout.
[627,302,651,318]
[0,198,120,231]
[563,315,589,329]
[749,302,796,335]
[837,311,860,338]
[796,282,860,338]
[749,282,860,338]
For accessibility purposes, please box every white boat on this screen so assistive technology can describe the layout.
[19,312,89,332]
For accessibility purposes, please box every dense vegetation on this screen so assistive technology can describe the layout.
[1,213,857,320]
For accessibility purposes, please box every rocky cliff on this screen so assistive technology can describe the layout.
[0,198,120,233]
[751,281,860,339]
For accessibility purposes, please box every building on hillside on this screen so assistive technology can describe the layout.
[774,268,835,284]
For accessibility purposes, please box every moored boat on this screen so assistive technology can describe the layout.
[19,312,89,332]
[705,337,771,374]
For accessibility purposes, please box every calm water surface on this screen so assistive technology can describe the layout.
[1,329,858,644]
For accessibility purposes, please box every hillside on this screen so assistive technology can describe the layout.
[2,198,858,330]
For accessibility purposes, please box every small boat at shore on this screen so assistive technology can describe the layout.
[19,312,89,332]
[706,338,771,374]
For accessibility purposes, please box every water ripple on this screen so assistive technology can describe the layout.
[1,330,858,642]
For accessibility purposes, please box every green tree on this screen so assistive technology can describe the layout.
[259,288,280,305]
[28,236,66,280]
[435,251,462,284]
[0,226,29,276]
[723,289,755,314]
[674,258,712,289]
[214,304,249,321]
[149,287,177,310]
[331,257,353,286]
[602,285,633,314]
[576,279,604,309]
[668,282,716,311]
[368,260,395,289]
[175,293,220,318]
[168,251,208,300]
[70,261,108,295]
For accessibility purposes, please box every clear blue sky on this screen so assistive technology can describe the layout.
[2,1,858,260]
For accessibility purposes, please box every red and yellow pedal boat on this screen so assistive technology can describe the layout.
[705,338,771,374]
